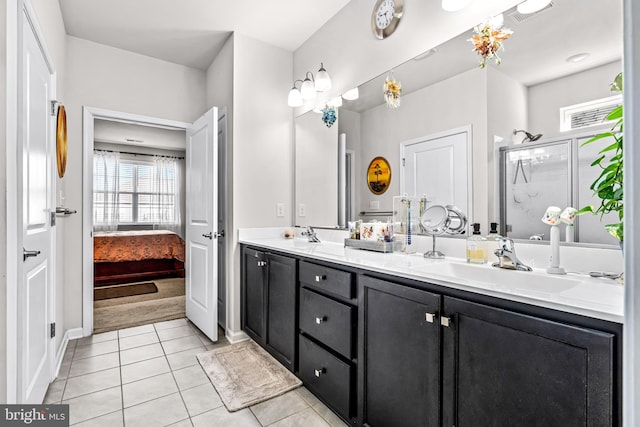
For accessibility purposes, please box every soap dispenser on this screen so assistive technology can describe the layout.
[466,223,487,264]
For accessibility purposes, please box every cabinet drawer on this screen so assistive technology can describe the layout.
[299,261,354,300]
[300,288,354,359]
[299,334,353,419]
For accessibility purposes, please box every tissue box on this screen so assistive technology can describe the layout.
[360,222,389,242]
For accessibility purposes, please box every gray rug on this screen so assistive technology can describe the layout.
[197,340,301,412]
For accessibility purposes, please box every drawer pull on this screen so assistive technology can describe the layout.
[441,316,452,328]
[315,316,326,325]
[425,312,436,323]
[314,368,326,377]
[315,274,326,282]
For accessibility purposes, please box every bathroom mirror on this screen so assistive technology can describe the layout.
[293,0,622,245]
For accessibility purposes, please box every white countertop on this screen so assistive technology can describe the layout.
[239,233,624,324]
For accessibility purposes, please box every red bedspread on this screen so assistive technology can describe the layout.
[94,230,185,263]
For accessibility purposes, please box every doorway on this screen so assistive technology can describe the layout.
[82,108,228,340]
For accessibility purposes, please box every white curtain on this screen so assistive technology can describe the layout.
[93,150,120,232]
[152,156,183,237]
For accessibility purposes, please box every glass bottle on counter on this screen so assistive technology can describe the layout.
[466,223,487,264]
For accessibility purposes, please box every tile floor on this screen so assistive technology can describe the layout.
[44,318,348,427]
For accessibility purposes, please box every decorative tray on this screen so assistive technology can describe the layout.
[344,238,402,253]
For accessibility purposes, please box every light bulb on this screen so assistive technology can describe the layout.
[300,77,317,100]
[314,63,332,92]
[287,87,303,107]
[342,87,359,101]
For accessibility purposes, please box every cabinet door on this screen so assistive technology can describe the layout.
[359,276,441,427]
[265,253,297,371]
[442,296,614,426]
[242,247,266,342]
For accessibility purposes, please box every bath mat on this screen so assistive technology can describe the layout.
[197,340,301,412]
[94,282,158,301]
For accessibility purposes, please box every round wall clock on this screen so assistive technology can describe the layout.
[56,104,67,178]
[367,156,392,195]
[371,0,404,40]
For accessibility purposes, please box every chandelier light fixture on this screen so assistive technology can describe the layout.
[288,63,332,107]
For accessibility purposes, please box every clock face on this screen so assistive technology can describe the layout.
[371,0,403,39]
[375,0,396,30]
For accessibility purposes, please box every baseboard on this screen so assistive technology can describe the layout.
[53,328,83,379]
[225,329,249,344]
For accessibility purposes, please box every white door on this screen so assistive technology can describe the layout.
[185,108,219,342]
[19,9,55,403]
[402,128,470,215]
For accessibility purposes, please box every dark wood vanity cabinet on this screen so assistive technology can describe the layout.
[241,247,297,372]
[442,296,615,426]
[359,274,617,427]
[358,276,442,427]
[298,260,357,424]
[241,245,620,426]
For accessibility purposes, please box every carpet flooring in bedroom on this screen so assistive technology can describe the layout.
[93,277,185,334]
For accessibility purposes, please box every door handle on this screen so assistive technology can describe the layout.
[214,230,225,239]
[23,248,41,262]
[202,232,213,240]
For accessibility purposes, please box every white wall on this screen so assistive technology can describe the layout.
[63,36,207,331]
[528,61,622,138]
[358,68,488,225]
[487,67,528,224]
[293,0,520,116]
[230,34,293,335]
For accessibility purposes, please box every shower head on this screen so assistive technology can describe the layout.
[513,129,543,142]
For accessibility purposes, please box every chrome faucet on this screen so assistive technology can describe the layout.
[492,237,532,271]
[302,226,321,243]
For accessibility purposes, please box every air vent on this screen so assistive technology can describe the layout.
[507,1,555,23]
[560,94,622,132]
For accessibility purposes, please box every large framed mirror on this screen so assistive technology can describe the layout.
[293,0,622,245]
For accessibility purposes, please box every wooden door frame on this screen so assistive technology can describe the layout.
[81,107,191,336]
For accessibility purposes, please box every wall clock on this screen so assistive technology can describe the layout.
[371,0,404,40]
[56,104,67,178]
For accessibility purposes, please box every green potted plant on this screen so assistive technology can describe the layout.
[577,73,624,244]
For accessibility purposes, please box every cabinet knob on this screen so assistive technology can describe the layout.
[440,316,452,328]
[314,368,326,377]
[315,274,326,282]
[257,260,267,267]
[315,316,326,325]
[425,312,436,323]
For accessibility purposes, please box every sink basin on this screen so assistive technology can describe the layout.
[414,261,581,294]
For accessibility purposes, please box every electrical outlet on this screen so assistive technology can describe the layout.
[369,200,380,210]
[299,204,306,217]
[276,203,285,217]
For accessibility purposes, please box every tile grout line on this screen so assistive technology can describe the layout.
[118,329,126,427]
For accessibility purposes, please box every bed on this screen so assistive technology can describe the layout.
[93,230,185,286]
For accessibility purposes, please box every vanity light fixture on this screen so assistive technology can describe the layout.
[342,87,359,101]
[329,96,343,108]
[517,0,552,14]
[287,80,304,107]
[441,0,472,12]
[288,63,332,106]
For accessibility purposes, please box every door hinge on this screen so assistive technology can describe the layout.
[402,158,406,167]
[50,100,59,116]
[50,212,56,227]
[50,322,56,338]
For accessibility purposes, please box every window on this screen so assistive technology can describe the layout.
[559,94,623,132]
[93,154,179,227]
